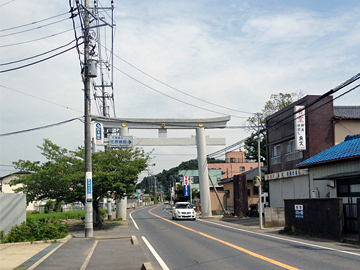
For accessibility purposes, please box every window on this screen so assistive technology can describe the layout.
[271,144,281,164]
[240,166,245,172]
[285,140,303,161]
[247,189,250,196]
[253,186,259,195]
[230,157,235,163]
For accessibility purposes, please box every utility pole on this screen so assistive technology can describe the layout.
[84,0,93,237]
[257,113,263,229]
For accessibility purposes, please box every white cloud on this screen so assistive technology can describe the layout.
[1,0,359,178]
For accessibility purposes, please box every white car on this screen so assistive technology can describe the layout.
[172,202,196,220]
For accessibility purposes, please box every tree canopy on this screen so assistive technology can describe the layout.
[10,139,151,207]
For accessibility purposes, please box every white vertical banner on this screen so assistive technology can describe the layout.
[86,172,92,202]
[94,122,103,144]
[294,106,306,150]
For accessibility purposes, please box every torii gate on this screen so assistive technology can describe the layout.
[92,115,230,218]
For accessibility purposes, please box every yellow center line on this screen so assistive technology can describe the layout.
[148,205,300,270]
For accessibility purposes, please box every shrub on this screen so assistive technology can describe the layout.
[0,218,68,243]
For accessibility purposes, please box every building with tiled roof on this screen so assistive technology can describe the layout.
[333,106,360,144]
[265,95,360,209]
[334,106,360,119]
[297,134,360,167]
[296,134,360,234]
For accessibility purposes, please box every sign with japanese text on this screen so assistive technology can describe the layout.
[294,106,306,150]
[86,172,92,202]
[109,135,133,148]
[184,184,189,196]
[184,176,189,186]
[295,204,304,218]
[94,123,103,144]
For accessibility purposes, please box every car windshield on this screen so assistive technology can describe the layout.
[176,204,192,209]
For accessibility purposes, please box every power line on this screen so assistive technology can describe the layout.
[0,117,83,137]
[269,83,360,132]
[113,65,245,119]
[0,42,83,73]
[110,49,254,115]
[0,18,70,38]
[0,39,79,66]
[0,85,82,113]
[0,11,69,32]
[0,0,16,8]
[267,73,360,129]
[0,28,77,48]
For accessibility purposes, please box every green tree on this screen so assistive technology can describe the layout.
[10,139,150,225]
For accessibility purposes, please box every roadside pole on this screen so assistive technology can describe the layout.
[84,0,93,238]
[257,113,263,229]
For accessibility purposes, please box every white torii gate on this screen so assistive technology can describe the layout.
[92,115,230,218]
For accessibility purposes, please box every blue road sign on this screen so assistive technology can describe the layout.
[109,135,133,148]
[184,185,189,196]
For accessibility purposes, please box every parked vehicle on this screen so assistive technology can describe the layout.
[172,202,196,220]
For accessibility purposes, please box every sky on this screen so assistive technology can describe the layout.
[1,0,359,181]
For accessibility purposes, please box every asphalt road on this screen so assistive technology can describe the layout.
[131,204,360,270]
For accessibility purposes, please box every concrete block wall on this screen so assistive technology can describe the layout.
[285,198,343,241]
[0,193,26,235]
[265,207,285,227]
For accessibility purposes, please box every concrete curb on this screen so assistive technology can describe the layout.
[0,234,72,246]
[131,235,138,245]
[141,262,155,270]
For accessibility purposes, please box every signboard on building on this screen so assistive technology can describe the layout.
[265,169,308,180]
[294,106,306,150]
[109,135,133,148]
[94,123,103,144]
[295,204,304,218]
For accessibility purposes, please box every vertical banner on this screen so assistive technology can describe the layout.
[294,106,306,150]
[184,176,189,186]
[184,184,189,197]
[94,123,103,144]
[86,172,92,202]
[184,176,189,196]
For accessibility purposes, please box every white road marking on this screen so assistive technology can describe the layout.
[142,236,170,270]
[129,211,139,230]
[80,240,98,270]
[199,219,360,257]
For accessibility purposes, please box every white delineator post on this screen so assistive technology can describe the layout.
[116,126,128,220]
[196,126,212,218]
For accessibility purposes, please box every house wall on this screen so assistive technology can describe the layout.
[309,160,360,199]
[334,120,360,145]
[222,182,234,209]
[208,151,261,179]
[210,190,227,214]
[268,175,309,207]
[0,193,26,235]
[1,174,37,211]
[178,169,222,190]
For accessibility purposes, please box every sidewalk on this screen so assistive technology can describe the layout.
[0,215,157,270]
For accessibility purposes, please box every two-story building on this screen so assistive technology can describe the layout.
[265,95,360,207]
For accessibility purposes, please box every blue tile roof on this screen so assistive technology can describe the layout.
[297,134,360,167]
